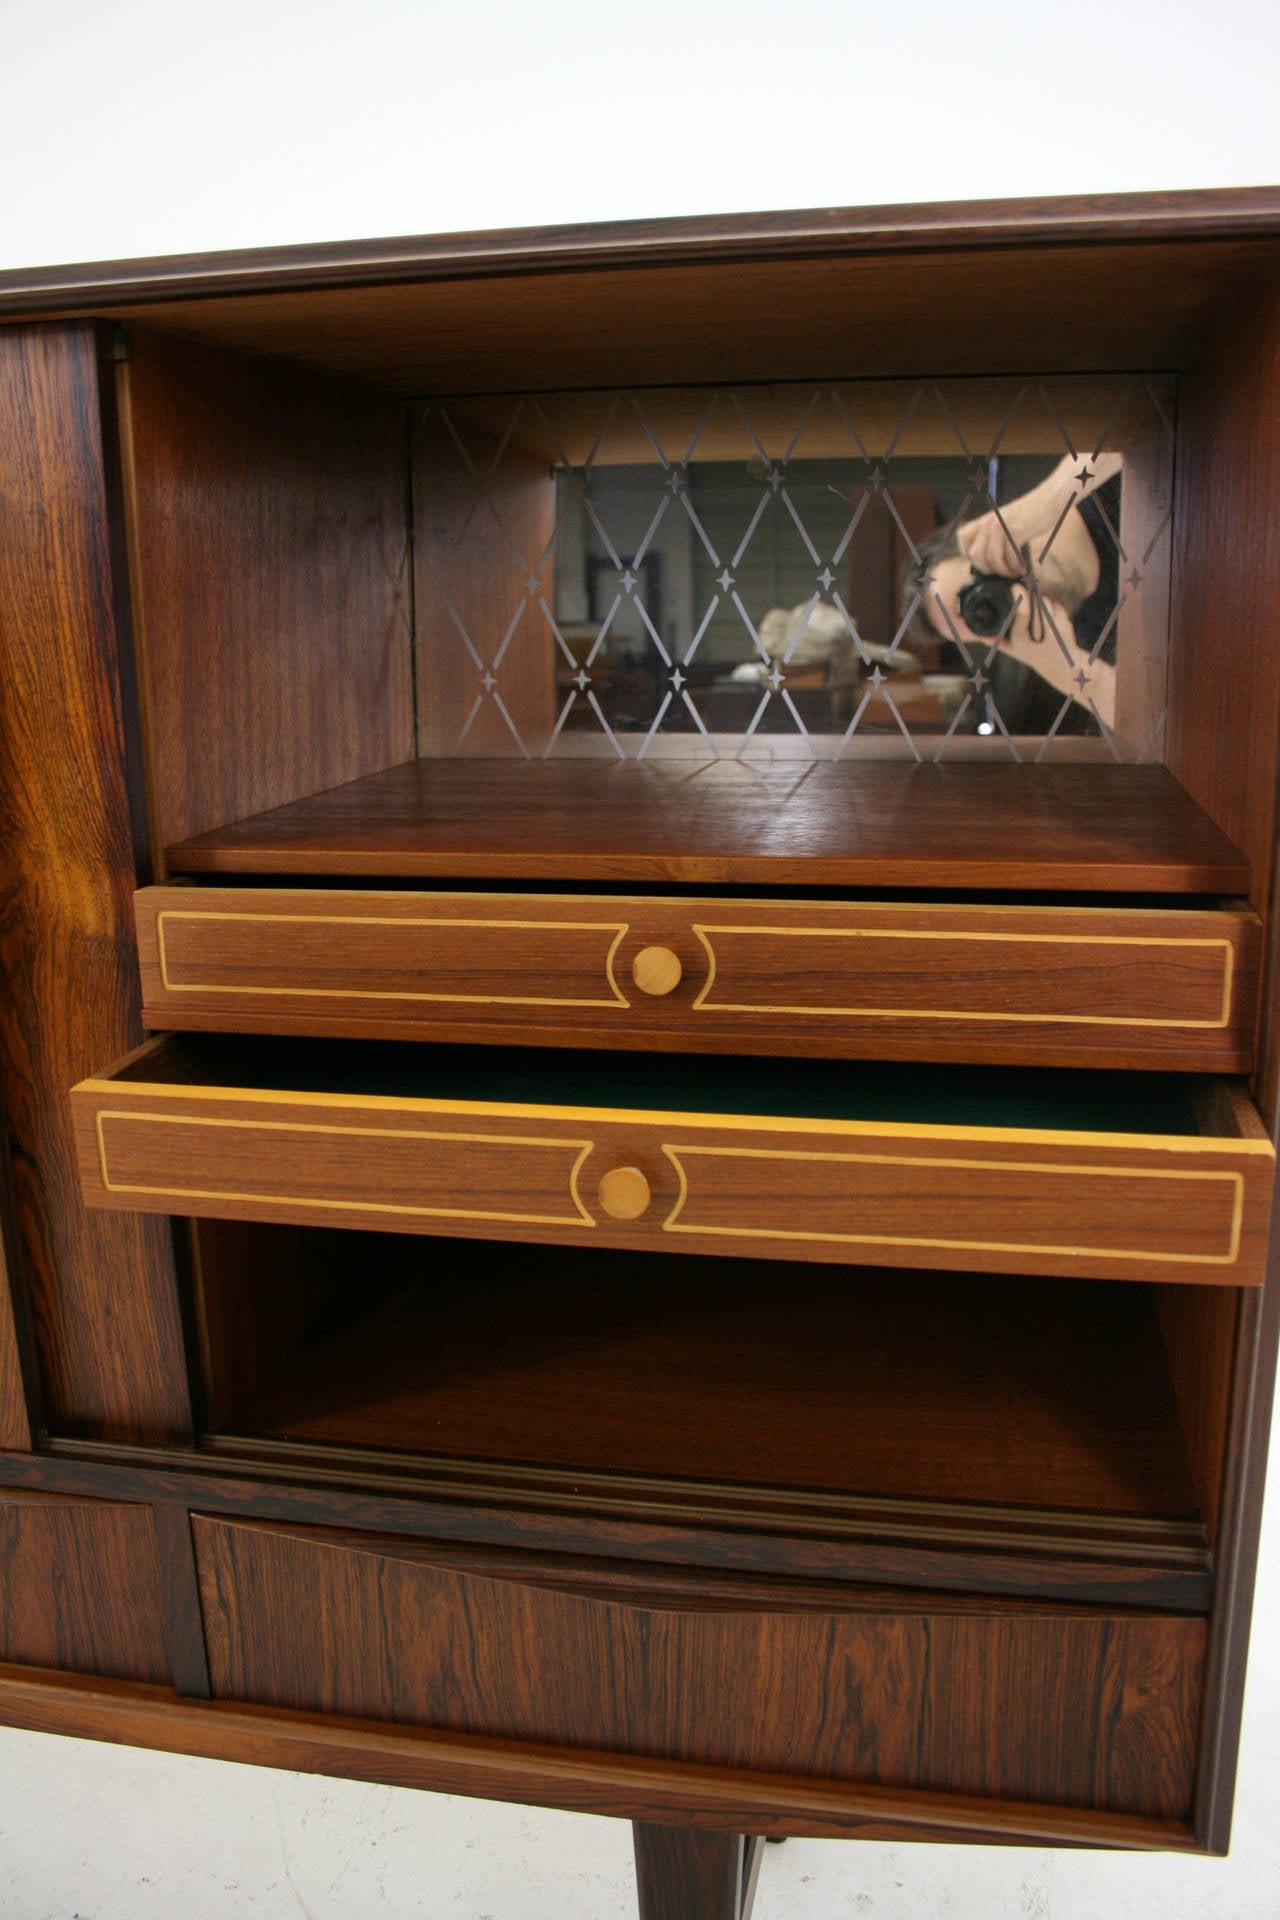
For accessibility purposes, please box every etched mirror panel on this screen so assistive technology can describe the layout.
[412,378,1173,762]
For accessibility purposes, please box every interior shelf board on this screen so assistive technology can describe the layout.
[165,759,1251,893]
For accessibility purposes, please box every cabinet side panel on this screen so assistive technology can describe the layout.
[1156,1285,1238,1541]
[1194,842,1280,1848]
[1167,283,1280,920]
[121,328,413,854]
[0,1151,32,1449]
[0,1490,170,1683]
[0,322,191,1441]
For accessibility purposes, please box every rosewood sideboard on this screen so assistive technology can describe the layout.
[2,188,1280,1918]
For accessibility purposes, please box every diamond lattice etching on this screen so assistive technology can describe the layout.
[410,377,1174,765]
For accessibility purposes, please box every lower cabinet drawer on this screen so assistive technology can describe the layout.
[193,1518,1205,1821]
[72,1035,1274,1284]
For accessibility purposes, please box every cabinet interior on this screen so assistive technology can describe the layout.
[189,1220,1219,1564]
[65,225,1279,1596]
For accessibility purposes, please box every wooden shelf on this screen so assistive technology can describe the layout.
[165,760,1251,893]
[221,1245,1201,1526]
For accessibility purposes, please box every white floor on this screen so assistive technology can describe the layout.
[1,1442,1276,1920]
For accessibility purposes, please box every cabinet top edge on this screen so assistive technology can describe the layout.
[4,186,1280,317]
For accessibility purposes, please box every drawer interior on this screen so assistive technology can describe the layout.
[109,1032,1224,1136]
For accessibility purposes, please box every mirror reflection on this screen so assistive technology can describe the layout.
[416,380,1173,761]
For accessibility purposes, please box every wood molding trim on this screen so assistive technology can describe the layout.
[3,189,1280,316]
[0,1663,1202,1851]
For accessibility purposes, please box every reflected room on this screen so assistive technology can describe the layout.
[413,378,1174,764]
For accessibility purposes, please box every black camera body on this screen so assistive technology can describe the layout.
[956,567,1017,638]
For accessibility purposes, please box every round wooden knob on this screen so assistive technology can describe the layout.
[598,1165,652,1221]
[632,945,683,997]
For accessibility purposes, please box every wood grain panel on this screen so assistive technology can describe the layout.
[1192,797,1280,1850]
[634,1824,761,1920]
[194,1517,1205,1819]
[0,1426,1213,1616]
[0,1117,32,1449]
[33,233,1280,396]
[165,759,1252,893]
[70,1042,1274,1286]
[227,1252,1206,1534]
[4,187,1278,315]
[119,327,412,856]
[134,886,1261,1073]
[0,1661,1202,1847]
[0,1490,169,1682]
[1167,282,1280,921]
[1157,1286,1240,1542]
[0,323,189,1442]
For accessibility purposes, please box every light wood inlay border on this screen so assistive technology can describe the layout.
[155,910,632,1009]
[94,1111,597,1229]
[691,926,1236,1029]
[75,1071,1280,1152]
[659,1144,1246,1267]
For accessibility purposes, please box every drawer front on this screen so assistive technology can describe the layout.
[71,1057,1275,1284]
[135,888,1262,1072]
[193,1518,1204,1821]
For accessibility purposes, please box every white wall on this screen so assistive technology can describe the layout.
[1,5,1278,1914]
[2,0,1279,269]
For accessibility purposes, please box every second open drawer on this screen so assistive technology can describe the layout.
[71,1038,1274,1285]
[134,887,1262,1073]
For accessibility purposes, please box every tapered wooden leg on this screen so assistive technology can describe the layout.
[632,1822,765,1920]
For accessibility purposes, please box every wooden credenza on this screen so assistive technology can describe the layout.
[3,190,1280,1917]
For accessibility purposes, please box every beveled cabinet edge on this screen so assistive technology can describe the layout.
[4,186,1280,315]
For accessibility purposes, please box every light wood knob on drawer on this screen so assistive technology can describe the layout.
[632,945,683,997]
[598,1165,652,1221]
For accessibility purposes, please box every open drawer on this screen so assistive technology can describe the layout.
[134,886,1262,1073]
[71,1037,1274,1284]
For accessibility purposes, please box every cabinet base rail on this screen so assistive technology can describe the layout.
[0,1662,1204,1852]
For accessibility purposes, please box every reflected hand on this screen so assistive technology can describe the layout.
[957,508,1027,578]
